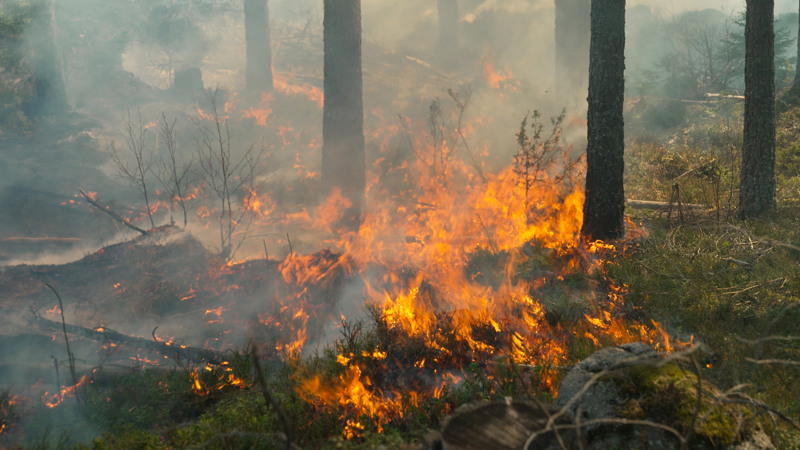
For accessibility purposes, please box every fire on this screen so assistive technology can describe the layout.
[274,73,324,109]
[42,374,91,408]
[287,104,668,433]
[189,364,249,396]
[481,47,514,90]
[299,364,424,437]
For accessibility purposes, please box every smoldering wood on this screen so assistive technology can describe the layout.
[79,189,149,236]
[33,313,228,365]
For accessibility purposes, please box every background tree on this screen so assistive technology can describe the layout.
[554,0,590,109]
[581,0,626,241]
[322,0,365,230]
[437,0,459,65]
[26,0,67,115]
[739,0,776,218]
[244,0,273,93]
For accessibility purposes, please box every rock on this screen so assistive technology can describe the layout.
[555,342,658,419]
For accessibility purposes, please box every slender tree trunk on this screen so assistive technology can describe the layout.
[581,0,626,241]
[27,0,68,115]
[554,0,590,109]
[322,0,365,230]
[437,0,459,64]
[792,0,800,93]
[244,0,274,93]
[739,0,776,218]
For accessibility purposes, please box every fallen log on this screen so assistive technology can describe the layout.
[626,199,708,211]
[33,313,228,365]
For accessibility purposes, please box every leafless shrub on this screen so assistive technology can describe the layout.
[110,108,157,229]
[195,88,266,259]
[152,112,194,227]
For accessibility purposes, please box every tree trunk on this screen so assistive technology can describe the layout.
[27,0,68,115]
[244,0,274,93]
[581,0,626,241]
[322,0,365,230]
[739,0,776,218]
[792,0,800,94]
[554,0,590,110]
[437,0,459,65]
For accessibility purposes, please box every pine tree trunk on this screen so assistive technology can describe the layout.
[27,0,68,115]
[322,0,365,230]
[792,0,800,94]
[244,0,274,93]
[437,0,459,64]
[581,0,626,241]
[739,0,776,218]
[554,0,590,110]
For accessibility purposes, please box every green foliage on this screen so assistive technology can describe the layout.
[626,103,742,218]
[604,210,800,441]
[83,368,203,431]
[619,363,747,446]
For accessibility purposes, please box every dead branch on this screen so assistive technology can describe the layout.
[79,189,148,236]
[44,283,77,386]
[724,224,800,253]
[251,344,293,450]
[32,313,227,365]
[626,199,708,211]
[744,357,800,367]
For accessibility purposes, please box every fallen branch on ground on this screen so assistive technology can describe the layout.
[32,312,227,365]
[79,188,149,236]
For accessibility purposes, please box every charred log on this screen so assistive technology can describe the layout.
[33,314,228,365]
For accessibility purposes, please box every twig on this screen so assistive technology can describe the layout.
[263,239,269,260]
[719,395,800,432]
[724,224,800,253]
[286,233,293,259]
[721,257,753,269]
[717,277,786,296]
[250,344,293,450]
[682,356,704,449]
[79,189,148,236]
[44,283,77,386]
[744,357,800,367]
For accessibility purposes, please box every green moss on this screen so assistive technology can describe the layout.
[614,363,751,447]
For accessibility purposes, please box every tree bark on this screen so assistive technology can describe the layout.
[27,0,68,115]
[244,0,274,93]
[437,0,459,65]
[581,0,626,241]
[792,0,800,94]
[739,0,776,218]
[554,0,590,109]
[322,0,365,230]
